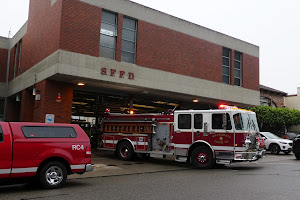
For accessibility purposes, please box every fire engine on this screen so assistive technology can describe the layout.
[99,105,266,169]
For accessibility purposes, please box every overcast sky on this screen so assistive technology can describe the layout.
[0,0,299,94]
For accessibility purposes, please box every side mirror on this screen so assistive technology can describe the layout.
[222,114,227,130]
[262,137,266,140]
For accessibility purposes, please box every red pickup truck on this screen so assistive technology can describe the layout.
[0,122,94,189]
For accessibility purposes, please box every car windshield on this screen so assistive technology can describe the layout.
[262,132,280,139]
[240,112,259,132]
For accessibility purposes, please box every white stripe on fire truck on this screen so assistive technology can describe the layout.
[0,169,11,174]
[174,144,247,152]
[11,167,38,173]
[104,140,148,146]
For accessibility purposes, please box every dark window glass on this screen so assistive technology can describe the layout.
[233,113,244,130]
[100,11,117,60]
[222,57,229,66]
[222,67,229,75]
[178,114,191,129]
[122,17,137,64]
[234,69,241,78]
[222,75,229,84]
[22,126,77,138]
[234,78,241,86]
[121,52,135,63]
[99,46,115,60]
[122,29,136,41]
[223,48,230,57]
[100,34,116,48]
[101,11,116,24]
[123,17,136,30]
[212,113,232,130]
[222,47,231,84]
[234,51,242,86]
[0,99,4,115]
[234,60,241,69]
[194,114,203,129]
[122,40,135,52]
[0,126,3,142]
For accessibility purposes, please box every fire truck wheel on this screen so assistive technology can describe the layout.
[117,141,134,161]
[270,144,280,155]
[38,161,67,189]
[191,146,215,169]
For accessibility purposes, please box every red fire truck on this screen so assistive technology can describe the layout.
[99,105,266,169]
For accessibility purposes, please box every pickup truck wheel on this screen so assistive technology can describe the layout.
[191,146,215,169]
[39,161,67,189]
[295,153,300,160]
[270,144,280,154]
[117,141,134,161]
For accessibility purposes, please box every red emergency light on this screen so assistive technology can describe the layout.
[218,104,238,110]
[105,108,110,113]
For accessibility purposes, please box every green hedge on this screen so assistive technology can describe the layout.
[247,106,300,134]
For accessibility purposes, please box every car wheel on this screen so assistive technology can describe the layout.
[295,153,300,160]
[38,161,67,189]
[270,144,280,154]
[283,150,291,155]
[117,141,134,161]
[191,146,215,169]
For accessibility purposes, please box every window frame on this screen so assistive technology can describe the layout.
[234,51,242,86]
[100,10,118,60]
[177,114,192,130]
[194,114,203,130]
[222,47,231,84]
[211,113,232,130]
[21,126,78,138]
[121,16,137,64]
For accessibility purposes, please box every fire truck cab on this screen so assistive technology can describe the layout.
[100,106,266,169]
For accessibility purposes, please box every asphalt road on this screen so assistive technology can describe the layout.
[1,152,300,200]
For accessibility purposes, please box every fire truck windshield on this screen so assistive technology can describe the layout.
[237,113,259,132]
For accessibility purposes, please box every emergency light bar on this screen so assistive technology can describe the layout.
[218,104,238,110]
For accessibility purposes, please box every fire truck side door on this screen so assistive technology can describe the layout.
[173,113,193,156]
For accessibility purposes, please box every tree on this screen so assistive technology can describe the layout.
[248,106,300,135]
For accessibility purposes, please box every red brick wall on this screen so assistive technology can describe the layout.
[136,21,222,83]
[0,48,8,82]
[32,80,73,123]
[59,0,101,57]
[21,0,63,74]
[243,54,259,91]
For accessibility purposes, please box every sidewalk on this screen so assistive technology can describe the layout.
[69,150,189,179]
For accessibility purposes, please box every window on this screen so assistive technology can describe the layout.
[212,113,232,130]
[178,114,191,129]
[121,17,137,64]
[222,47,231,84]
[22,126,77,138]
[13,45,18,78]
[0,126,3,142]
[234,51,242,86]
[233,113,244,130]
[260,97,271,106]
[100,11,117,60]
[18,39,22,75]
[194,114,203,129]
[0,99,4,122]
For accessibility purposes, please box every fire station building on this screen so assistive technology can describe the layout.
[0,0,259,124]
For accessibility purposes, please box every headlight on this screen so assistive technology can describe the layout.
[279,142,287,144]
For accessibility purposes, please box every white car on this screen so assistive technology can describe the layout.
[260,132,293,154]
